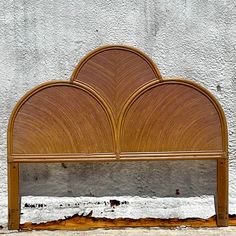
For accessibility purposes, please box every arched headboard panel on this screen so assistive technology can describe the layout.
[118,79,227,158]
[71,45,162,119]
[7,46,228,229]
[8,82,116,162]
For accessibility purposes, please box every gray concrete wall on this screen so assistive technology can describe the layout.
[0,0,235,226]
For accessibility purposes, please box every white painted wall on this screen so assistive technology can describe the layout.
[0,0,235,227]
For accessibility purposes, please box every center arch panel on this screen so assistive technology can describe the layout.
[71,45,162,120]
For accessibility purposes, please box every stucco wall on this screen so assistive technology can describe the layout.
[0,0,235,226]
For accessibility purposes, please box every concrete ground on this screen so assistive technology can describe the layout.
[1,228,236,236]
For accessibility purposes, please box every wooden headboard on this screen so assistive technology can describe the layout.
[8,45,228,229]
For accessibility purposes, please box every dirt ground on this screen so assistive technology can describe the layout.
[1,228,236,236]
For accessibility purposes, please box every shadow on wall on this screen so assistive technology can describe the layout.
[20,160,216,198]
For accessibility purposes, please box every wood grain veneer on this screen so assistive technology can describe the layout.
[11,83,115,156]
[120,82,223,152]
[71,45,162,120]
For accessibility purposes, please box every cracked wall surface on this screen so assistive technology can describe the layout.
[0,0,235,226]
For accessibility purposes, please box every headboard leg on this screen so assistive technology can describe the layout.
[8,163,20,230]
[216,158,228,227]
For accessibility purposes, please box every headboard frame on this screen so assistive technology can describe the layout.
[7,45,228,230]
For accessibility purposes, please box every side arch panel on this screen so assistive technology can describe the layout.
[120,81,225,152]
[9,82,115,155]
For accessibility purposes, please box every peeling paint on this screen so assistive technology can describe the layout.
[16,196,219,225]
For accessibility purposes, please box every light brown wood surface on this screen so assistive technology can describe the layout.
[71,45,162,120]
[11,82,115,156]
[7,45,228,229]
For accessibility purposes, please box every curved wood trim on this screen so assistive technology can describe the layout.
[72,80,114,116]
[70,45,162,82]
[7,81,117,162]
[118,78,228,154]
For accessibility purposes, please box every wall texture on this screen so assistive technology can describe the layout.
[0,0,235,226]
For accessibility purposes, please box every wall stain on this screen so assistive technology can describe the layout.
[61,163,67,168]
[175,189,180,195]
[24,203,46,208]
[110,199,120,207]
